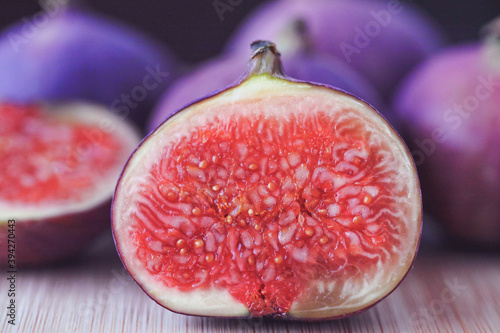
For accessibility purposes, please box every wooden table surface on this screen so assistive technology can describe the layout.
[2,230,500,333]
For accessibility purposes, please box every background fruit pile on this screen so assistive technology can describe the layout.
[0,0,499,262]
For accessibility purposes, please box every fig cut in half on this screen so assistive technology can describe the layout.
[112,41,422,320]
[0,102,140,267]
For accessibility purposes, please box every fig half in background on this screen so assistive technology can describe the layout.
[225,0,443,97]
[0,103,140,267]
[148,21,384,131]
[0,2,178,129]
[113,41,421,319]
[394,19,500,247]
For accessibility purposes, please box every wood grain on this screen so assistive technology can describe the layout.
[2,234,499,333]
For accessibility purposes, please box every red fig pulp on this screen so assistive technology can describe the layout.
[0,103,140,266]
[113,42,421,319]
[394,26,500,245]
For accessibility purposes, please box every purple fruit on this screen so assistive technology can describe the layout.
[393,20,500,245]
[226,0,443,97]
[113,41,422,319]
[0,4,178,128]
[148,50,384,131]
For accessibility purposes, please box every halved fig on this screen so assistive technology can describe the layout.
[112,41,422,319]
[0,103,140,267]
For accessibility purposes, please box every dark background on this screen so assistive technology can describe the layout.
[1,0,500,64]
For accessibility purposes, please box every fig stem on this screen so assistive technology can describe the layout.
[39,0,87,11]
[275,18,313,55]
[38,0,73,8]
[481,17,500,42]
[246,41,285,78]
[292,19,313,54]
[481,17,500,71]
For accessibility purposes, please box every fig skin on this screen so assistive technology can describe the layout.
[0,5,178,128]
[147,52,384,131]
[226,0,443,97]
[394,40,500,246]
[114,41,422,320]
[0,200,110,267]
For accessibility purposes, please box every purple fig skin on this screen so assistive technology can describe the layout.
[225,0,444,97]
[0,6,178,128]
[0,200,111,267]
[394,42,500,246]
[147,52,384,131]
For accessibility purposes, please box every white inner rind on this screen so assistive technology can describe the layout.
[113,76,421,318]
[0,102,141,222]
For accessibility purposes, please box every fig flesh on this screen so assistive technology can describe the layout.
[113,41,422,319]
[0,103,140,266]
